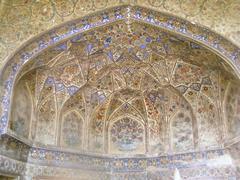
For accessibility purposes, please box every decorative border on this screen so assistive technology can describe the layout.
[0,134,239,177]
[0,153,238,179]
[0,5,239,135]
[28,147,227,172]
[0,155,25,177]
[0,135,233,173]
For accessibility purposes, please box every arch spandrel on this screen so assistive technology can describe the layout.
[0,6,239,160]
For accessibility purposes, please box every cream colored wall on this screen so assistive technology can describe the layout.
[0,0,239,69]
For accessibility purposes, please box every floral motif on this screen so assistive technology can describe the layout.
[110,118,144,152]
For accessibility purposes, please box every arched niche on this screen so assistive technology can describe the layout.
[0,5,239,157]
[108,116,145,155]
[224,80,240,140]
[35,96,57,146]
[88,88,145,154]
[60,110,83,150]
[9,71,34,139]
[144,85,197,154]
[88,100,109,153]
[171,111,194,152]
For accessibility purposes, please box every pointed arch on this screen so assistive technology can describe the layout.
[60,110,84,150]
[108,115,145,155]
